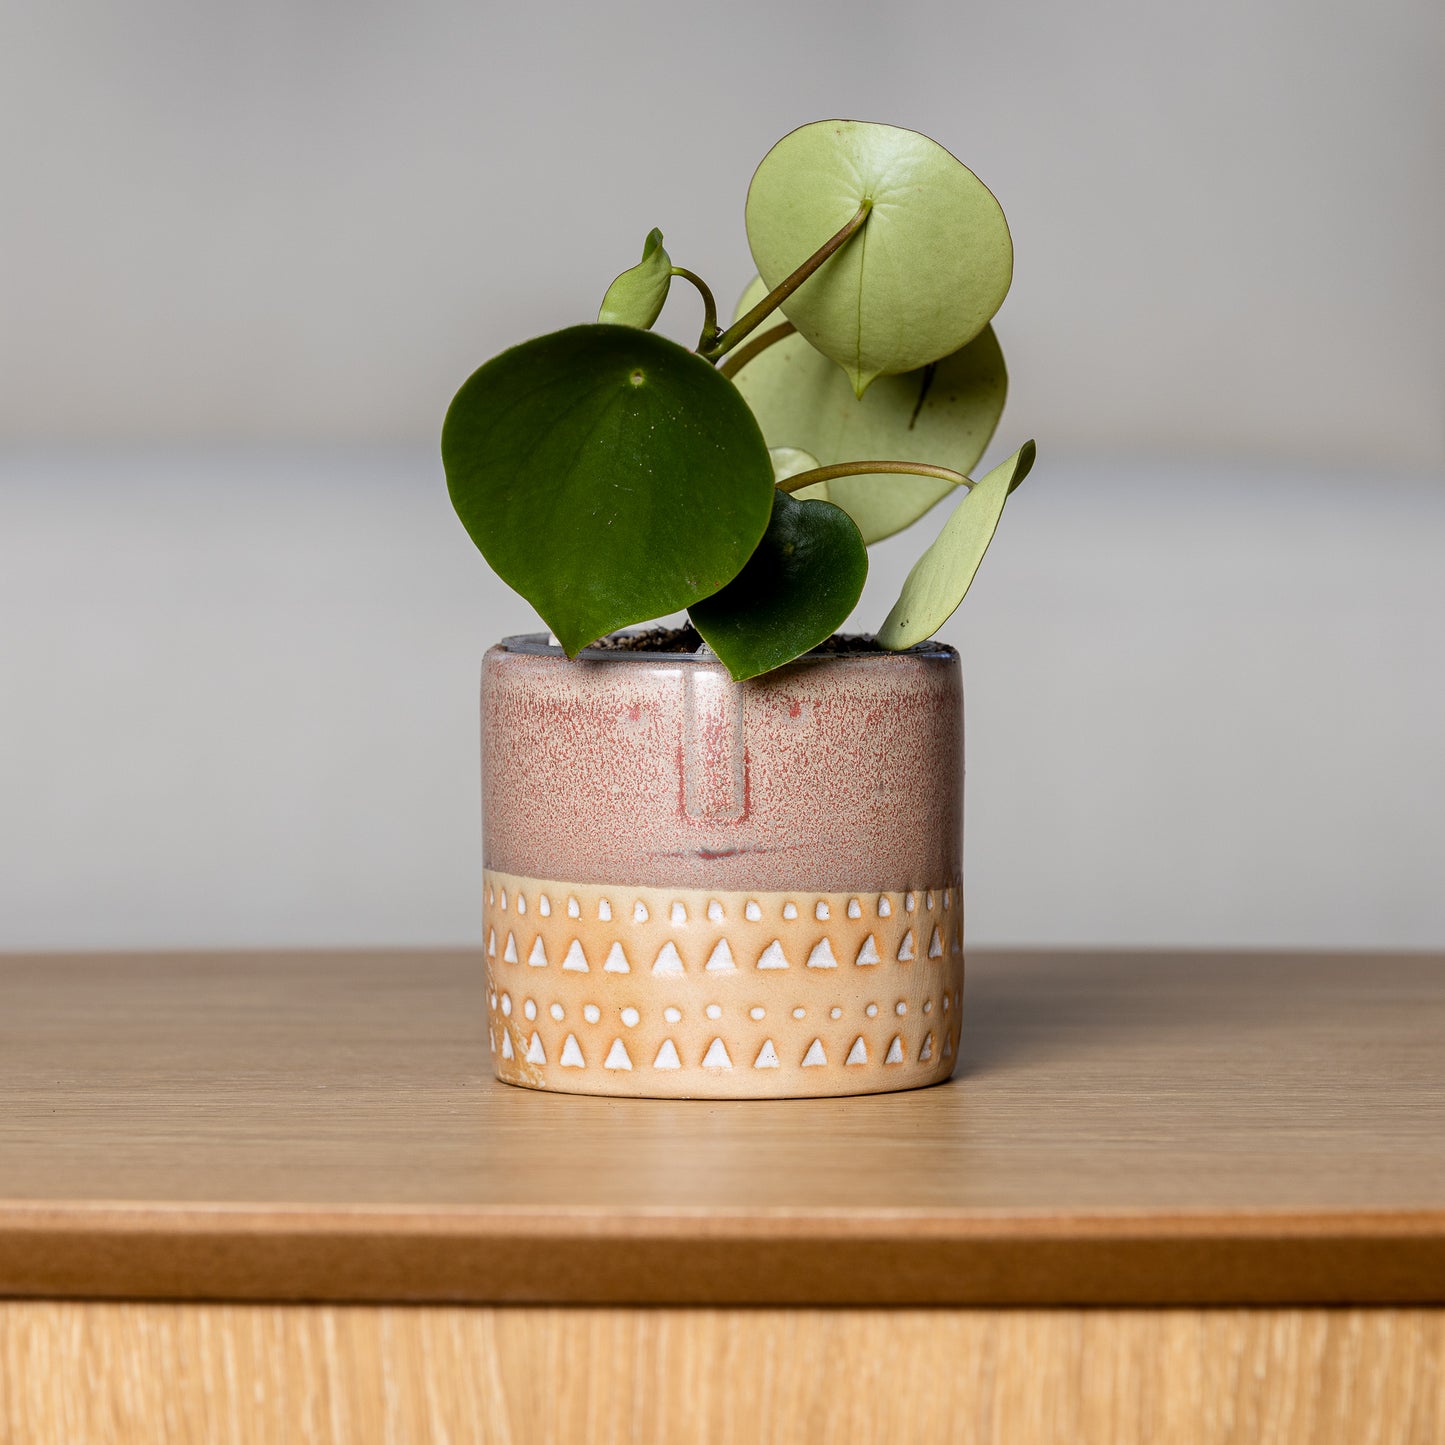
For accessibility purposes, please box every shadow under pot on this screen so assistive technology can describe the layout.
[480,634,964,1099]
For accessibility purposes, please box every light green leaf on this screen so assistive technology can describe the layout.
[877,441,1036,650]
[689,489,867,681]
[730,276,1007,543]
[768,446,820,483]
[598,228,672,329]
[443,324,774,655]
[745,120,1013,394]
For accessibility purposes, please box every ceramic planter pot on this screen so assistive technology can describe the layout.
[481,634,963,1098]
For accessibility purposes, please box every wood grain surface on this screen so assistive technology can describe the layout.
[2,948,1443,1304]
[2,1302,1442,1444]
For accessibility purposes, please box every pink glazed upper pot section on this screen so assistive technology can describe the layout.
[481,636,962,893]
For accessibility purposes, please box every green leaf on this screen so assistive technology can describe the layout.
[768,446,820,483]
[877,441,1036,650]
[444,324,775,654]
[598,228,672,329]
[730,277,1007,543]
[689,489,867,681]
[745,120,1013,394]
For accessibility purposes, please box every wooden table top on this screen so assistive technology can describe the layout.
[2,948,1442,1306]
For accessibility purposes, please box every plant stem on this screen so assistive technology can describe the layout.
[775,460,973,495]
[670,268,719,351]
[702,199,873,360]
[717,322,797,380]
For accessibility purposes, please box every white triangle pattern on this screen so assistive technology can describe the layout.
[487,874,964,1084]
[806,938,837,968]
[757,940,788,969]
[653,941,685,975]
[705,938,736,972]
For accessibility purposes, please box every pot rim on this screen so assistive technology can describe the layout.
[499,631,957,666]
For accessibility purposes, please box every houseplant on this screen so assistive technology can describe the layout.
[443,119,1035,1098]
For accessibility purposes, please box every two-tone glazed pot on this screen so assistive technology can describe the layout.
[481,634,963,1098]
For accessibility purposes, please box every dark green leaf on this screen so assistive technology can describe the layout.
[444,324,775,654]
[689,489,867,680]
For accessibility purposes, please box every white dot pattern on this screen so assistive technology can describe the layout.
[484,870,963,1097]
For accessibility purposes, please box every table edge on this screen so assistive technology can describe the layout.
[3,1201,1444,1306]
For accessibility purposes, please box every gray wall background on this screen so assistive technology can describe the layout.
[2,0,1442,951]
[4,0,1442,462]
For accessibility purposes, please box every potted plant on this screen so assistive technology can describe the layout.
[443,119,1035,1099]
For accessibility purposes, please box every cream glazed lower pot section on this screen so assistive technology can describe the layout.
[484,873,963,1098]
[481,635,964,1100]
